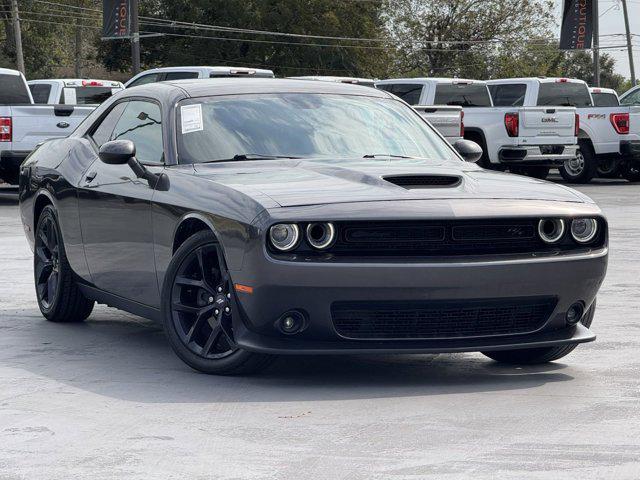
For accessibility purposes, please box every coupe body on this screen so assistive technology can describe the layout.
[18,79,608,374]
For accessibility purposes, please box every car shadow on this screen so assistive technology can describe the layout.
[2,307,575,404]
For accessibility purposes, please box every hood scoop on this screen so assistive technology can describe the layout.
[383,175,461,189]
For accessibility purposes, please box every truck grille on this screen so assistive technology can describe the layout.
[332,297,557,340]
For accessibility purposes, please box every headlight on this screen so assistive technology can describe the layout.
[538,218,565,244]
[571,218,598,243]
[269,223,300,251]
[306,222,336,250]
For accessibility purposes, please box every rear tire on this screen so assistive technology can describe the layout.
[596,159,620,178]
[559,140,596,184]
[34,205,94,323]
[161,230,273,375]
[482,301,595,365]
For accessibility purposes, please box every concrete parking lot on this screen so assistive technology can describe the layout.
[0,178,639,479]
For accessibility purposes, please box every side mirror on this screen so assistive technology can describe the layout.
[99,140,136,165]
[453,139,483,163]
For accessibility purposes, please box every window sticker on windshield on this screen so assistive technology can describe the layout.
[181,104,203,133]
[63,87,77,105]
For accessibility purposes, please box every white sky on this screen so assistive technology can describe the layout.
[554,0,640,79]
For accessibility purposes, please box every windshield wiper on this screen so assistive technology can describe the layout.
[363,153,415,159]
[204,154,301,163]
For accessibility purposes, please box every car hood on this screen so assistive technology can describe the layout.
[192,158,590,207]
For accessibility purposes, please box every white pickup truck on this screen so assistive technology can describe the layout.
[376,78,578,179]
[125,66,275,88]
[28,78,124,105]
[487,77,640,183]
[0,68,95,185]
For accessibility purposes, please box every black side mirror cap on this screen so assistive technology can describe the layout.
[453,139,483,163]
[99,140,136,165]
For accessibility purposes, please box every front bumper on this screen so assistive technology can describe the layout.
[498,145,578,167]
[228,247,607,355]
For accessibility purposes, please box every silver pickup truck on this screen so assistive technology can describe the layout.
[0,69,96,184]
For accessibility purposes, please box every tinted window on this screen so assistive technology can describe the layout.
[537,82,592,107]
[127,73,161,88]
[434,83,492,107]
[592,92,619,107]
[376,83,424,105]
[488,84,526,106]
[0,74,31,104]
[164,71,199,81]
[29,84,52,104]
[60,87,121,105]
[621,88,640,106]
[90,102,127,147]
[177,94,456,164]
[111,101,163,164]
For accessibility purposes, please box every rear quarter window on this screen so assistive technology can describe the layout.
[29,84,52,104]
[537,82,592,107]
[434,83,492,107]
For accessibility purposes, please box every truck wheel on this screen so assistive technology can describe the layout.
[620,163,640,182]
[510,167,550,180]
[482,301,595,365]
[559,140,596,184]
[596,159,620,178]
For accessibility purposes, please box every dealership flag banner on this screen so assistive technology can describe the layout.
[559,0,593,49]
[103,0,131,39]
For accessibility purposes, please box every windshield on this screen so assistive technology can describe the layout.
[177,93,457,163]
[537,82,592,107]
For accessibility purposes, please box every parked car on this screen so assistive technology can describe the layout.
[18,78,607,375]
[377,78,578,180]
[488,78,640,183]
[125,66,275,88]
[28,79,124,105]
[0,68,95,185]
[289,76,377,87]
[620,84,640,106]
[590,87,619,107]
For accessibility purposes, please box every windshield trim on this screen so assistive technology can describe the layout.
[174,92,460,166]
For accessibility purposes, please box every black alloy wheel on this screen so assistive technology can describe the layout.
[170,243,236,360]
[162,230,273,375]
[34,205,94,322]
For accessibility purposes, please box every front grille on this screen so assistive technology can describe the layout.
[383,175,461,188]
[332,297,557,340]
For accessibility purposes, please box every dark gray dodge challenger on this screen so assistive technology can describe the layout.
[18,79,608,374]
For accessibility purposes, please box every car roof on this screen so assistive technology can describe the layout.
[0,67,22,76]
[133,66,274,75]
[376,78,484,85]
[487,77,587,84]
[589,87,617,95]
[152,77,392,98]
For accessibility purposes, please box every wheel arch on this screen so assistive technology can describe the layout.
[33,189,56,225]
[172,213,219,254]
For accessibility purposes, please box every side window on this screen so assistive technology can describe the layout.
[488,84,526,106]
[29,84,52,104]
[621,89,640,106]
[377,83,424,105]
[111,101,163,164]
[90,102,127,147]
[127,73,160,88]
[164,71,199,80]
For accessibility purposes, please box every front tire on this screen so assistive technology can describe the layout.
[559,140,597,184]
[34,205,94,322]
[620,163,640,182]
[161,230,273,375]
[482,301,596,365]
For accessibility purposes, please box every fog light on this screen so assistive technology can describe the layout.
[277,311,305,334]
[566,303,584,325]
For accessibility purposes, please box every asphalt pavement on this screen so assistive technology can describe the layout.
[1,178,639,479]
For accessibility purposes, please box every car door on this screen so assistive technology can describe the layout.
[78,99,164,307]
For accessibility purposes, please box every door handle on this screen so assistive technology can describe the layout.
[85,171,97,183]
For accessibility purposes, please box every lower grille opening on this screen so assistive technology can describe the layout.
[332,297,557,340]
